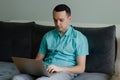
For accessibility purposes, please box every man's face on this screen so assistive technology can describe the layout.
[53,11,71,32]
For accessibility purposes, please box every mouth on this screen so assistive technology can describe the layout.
[56,26,61,30]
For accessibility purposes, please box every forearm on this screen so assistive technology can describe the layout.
[46,64,85,74]
[47,56,86,74]
[35,53,44,60]
[61,65,85,74]
[62,56,86,74]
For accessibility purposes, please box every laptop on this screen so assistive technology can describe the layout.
[12,57,50,77]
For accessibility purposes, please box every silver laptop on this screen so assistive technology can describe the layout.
[12,57,50,77]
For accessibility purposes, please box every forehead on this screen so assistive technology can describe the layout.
[53,11,68,19]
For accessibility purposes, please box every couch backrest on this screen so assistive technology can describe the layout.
[0,21,35,62]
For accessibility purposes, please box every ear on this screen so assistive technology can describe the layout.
[68,16,72,21]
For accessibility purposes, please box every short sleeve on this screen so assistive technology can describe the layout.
[38,34,47,55]
[76,34,89,56]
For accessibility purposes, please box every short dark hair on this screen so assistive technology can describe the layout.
[53,4,71,16]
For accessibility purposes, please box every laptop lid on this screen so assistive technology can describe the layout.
[12,57,50,77]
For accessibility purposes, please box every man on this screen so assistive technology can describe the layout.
[12,4,89,80]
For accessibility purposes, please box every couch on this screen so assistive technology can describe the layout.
[0,21,116,80]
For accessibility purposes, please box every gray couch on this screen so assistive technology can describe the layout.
[0,21,116,80]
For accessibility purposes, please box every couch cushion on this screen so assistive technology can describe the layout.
[0,62,19,80]
[0,21,35,62]
[73,72,110,80]
[74,25,116,75]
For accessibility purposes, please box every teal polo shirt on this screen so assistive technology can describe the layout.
[39,26,89,67]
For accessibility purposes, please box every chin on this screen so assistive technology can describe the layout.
[57,28,62,31]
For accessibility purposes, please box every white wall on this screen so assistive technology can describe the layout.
[0,0,120,24]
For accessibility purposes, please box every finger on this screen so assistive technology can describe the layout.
[46,67,53,73]
[48,68,56,73]
[49,68,55,73]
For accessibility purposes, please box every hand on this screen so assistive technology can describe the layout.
[46,64,63,74]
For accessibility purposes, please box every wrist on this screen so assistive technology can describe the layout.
[61,67,68,72]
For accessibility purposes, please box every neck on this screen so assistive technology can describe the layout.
[60,26,69,36]
[60,31,65,36]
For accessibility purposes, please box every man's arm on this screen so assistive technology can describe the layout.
[35,53,45,60]
[47,56,86,74]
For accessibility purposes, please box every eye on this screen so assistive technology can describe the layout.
[60,19,64,22]
[53,19,57,22]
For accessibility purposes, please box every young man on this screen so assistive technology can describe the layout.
[12,4,89,80]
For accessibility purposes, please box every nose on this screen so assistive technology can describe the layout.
[56,20,60,26]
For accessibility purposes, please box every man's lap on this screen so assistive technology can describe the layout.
[12,72,75,80]
[12,72,110,80]
[36,72,75,80]
[12,74,34,80]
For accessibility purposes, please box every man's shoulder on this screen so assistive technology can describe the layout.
[43,29,56,37]
[72,27,86,38]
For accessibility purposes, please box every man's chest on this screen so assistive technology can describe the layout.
[46,36,76,54]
